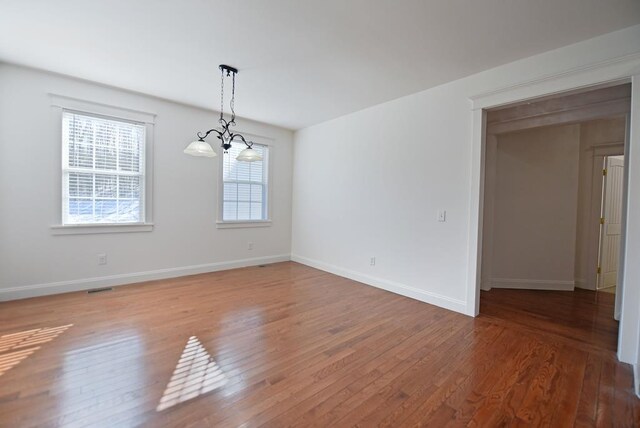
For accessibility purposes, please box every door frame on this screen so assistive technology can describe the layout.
[466,56,640,366]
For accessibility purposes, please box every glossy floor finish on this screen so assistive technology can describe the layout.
[0,262,637,427]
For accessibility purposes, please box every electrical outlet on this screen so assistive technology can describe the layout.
[370,257,376,266]
[97,253,107,265]
[248,242,253,250]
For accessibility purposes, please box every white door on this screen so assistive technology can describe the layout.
[598,156,624,289]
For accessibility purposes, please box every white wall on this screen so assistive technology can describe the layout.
[291,25,640,364]
[490,124,580,290]
[0,63,294,299]
[292,82,474,313]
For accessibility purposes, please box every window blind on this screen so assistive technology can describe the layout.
[222,142,267,221]
[62,111,145,224]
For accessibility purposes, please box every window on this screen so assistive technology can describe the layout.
[221,141,269,222]
[62,111,146,225]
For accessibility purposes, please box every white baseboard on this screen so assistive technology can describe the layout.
[0,254,291,301]
[490,278,575,291]
[291,254,468,315]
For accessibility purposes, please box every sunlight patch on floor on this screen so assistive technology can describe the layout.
[0,324,72,376]
[156,336,227,411]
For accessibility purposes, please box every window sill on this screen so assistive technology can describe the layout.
[51,223,154,235]
[216,220,272,229]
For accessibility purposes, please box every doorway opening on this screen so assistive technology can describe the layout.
[478,83,631,352]
[598,155,625,296]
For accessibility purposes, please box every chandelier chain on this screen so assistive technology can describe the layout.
[230,71,236,124]
[219,68,225,122]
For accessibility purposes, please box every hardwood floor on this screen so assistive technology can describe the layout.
[0,262,637,427]
[480,287,621,353]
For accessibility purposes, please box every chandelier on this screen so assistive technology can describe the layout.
[184,64,262,162]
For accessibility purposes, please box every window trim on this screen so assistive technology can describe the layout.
[51,223,154,235]
[49,94,155,235]
[216,132,273,228]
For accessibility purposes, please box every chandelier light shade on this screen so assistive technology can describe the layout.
[184,140,217,157]
[236,147,263,162]
[185,64,262,162]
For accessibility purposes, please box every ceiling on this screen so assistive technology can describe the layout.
[1,1,638,130]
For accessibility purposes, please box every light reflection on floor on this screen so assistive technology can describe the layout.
[59,332,144,426]
[217,308,265,398]
[0,325,72,376]
[157,336,227,411]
